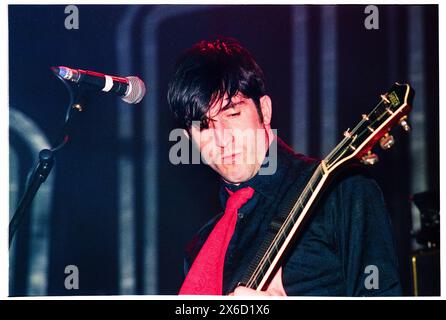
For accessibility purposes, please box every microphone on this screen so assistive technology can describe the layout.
[51,66,146,104]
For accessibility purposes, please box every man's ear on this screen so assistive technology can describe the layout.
[260,95,272,126]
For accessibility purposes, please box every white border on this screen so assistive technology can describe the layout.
[2,0,444,301]
[1,1,9,300]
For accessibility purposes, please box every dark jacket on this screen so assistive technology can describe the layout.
[184,137,402,296]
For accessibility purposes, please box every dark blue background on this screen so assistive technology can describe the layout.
[8,5,439,296]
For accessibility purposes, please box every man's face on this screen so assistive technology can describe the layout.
[189,93,273,184]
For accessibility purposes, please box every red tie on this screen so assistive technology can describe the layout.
[179,186,255,295]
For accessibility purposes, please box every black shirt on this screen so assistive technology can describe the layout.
[184,137,402,296]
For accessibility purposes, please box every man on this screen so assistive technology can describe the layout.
[168,37,402,296]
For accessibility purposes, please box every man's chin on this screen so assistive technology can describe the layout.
[219,169,255,185]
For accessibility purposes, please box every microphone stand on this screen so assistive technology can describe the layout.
[9,74,87,248]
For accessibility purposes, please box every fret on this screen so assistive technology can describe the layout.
[286,213,296,226]
[274,231,287,247]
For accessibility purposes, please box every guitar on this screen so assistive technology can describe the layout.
[238,82,415,291]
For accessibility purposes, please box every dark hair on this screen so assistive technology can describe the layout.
[167,37,266,130]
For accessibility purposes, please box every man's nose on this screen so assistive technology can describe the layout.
[213,123,233,148]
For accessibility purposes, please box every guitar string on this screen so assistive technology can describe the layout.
[325,100,389,167]
[325,99,385,167]
[325,107,386,168]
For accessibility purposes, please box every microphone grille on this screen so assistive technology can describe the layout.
[123,76,146,104]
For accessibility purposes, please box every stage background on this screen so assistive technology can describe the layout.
[8,4,439,295]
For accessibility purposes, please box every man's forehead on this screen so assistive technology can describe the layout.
[208,93,246,117]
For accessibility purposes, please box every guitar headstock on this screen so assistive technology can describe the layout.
[325,82,415,171]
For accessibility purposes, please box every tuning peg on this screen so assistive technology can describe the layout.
[379,133,395,150]
[361,151,379,165]
[399,116,411,132]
